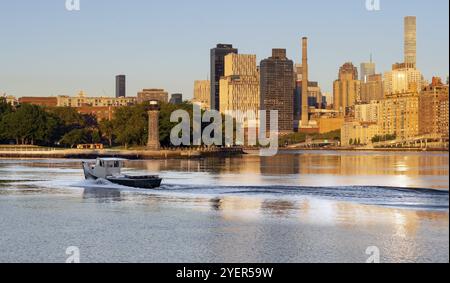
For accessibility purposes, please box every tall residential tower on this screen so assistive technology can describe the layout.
[404,16,417,68]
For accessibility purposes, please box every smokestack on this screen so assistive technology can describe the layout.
[301,37,309,126]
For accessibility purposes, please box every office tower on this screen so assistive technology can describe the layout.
[193,80,211,110]
[419,78,449,136]
[137,89,169,104]
[210,44,238,111]
[333,62,360,115]
[360,74,384,103]
[115,75,126,98]
[170,93,183,105]
[219,54,260,118]
[404,16,417,68]
[360,56,376,83]
[260,49,295,133]
[300,37,309,127]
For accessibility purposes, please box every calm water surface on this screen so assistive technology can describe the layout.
[0,150,448,263]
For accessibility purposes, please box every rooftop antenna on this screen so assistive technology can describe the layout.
[370,53,373,63]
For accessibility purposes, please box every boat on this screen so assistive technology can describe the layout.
[82,158,162,189]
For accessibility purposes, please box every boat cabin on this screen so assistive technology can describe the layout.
[92,158,125,179]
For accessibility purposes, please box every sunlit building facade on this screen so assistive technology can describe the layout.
[378,90,420,140]
[333,62,360,115]
[219,54,260,121]
[57,91,136,107]
[341,122,379,146]
[193,80,211,110]
[419,79,449,137]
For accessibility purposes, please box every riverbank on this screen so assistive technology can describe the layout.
[278,147,449,152]
[0,147,244,160]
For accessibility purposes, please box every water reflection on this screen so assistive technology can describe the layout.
[82,187,123,202]
[0,153,448,263]
[129,151,449,189]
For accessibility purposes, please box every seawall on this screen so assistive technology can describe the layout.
[0,147,244,160]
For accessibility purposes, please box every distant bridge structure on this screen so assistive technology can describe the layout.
[372,134,449,149]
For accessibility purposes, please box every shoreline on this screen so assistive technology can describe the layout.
[0,147,448,160]
[0,147,244,160]
[277,147,449,152]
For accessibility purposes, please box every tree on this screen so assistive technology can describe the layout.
[0,100,12,118]
[47,107,84,129]
[112,105,148,148]
[99,120,114,147]
[349,138,353,145]
[0,104,59,145]
[60,129,89,148]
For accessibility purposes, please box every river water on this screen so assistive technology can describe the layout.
[0,150,448,263]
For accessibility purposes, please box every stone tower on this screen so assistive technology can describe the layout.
[147,100,161,150]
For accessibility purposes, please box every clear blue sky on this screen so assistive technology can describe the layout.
[0,0,448,99]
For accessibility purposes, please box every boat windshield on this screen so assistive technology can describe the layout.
[96,159,123,168]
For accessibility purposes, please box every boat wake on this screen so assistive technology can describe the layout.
[71,180,450,211]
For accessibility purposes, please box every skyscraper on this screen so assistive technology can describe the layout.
[219,54,260,117]
[115,75,126,98]
[333,62,360,115]
[360,56,376,83]
[210,44,238,111]
[360,74,384,102]
[404,16,417,68]
[384,16,424,94]
[260,49,295,133]
[360,52,382,103]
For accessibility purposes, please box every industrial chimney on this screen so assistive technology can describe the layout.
[301,37,309,127]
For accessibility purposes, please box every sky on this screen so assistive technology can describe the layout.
[0,0,448,99]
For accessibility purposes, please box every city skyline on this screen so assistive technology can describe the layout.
[0,0,448,98]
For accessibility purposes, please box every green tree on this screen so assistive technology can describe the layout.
[60,129,89,148]
[0,100,12,118]
[0,104,59,145]
[99,120,114,147]
[113,104,148,148]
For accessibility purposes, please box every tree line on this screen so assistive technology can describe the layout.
[0,100,196,148]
